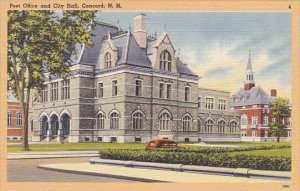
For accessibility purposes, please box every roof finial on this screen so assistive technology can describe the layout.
[164,24,167,31]
[117,20,122,31]
[177,48,181,57]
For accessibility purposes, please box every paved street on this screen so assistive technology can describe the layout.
[8,157,138,182]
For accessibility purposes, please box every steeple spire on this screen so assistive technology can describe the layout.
[247,50,252,70]
[244,50,255,90]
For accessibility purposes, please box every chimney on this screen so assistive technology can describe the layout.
[133,13,147,49]
[271,89,277,97]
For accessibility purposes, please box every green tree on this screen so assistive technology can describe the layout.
[8,11,96,150]
[269,97,291,142]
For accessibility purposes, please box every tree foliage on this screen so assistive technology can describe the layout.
[8,10,96,150]
[269,97,291,142]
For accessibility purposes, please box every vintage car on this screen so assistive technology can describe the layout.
[145,139,184,151]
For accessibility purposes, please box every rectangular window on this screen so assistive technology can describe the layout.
[50,82,58,101]
[61,80,70,100]
[218,99,227,110]
[159,83,164,98]
[241,116,248,125]
[135,80,142,96]
[41,85,48,103]
[263,116,268,125]
[205,98,214,109]
[184,86,190,101]
[112,80,117,96]
[166,84,172,99]
[252,116,258,125]
[98,83,103,98]
[198,97,202,108]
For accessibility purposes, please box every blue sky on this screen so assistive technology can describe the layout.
[96,12,291,98]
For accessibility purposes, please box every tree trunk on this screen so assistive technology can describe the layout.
[21,101,29,151]
[277,135,280,142]
[21,77,31,151]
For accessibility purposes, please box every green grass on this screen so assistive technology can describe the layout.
[229,148,291,158]
[7,143,146,153]
[203,141,291,147]
[7,140,22,143]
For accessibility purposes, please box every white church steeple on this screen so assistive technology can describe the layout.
[244,50,255,90]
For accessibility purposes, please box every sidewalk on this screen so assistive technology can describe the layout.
[38,162,290,183]
[7,151,99,159]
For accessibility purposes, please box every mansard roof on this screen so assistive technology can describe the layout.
[175,58,198,76]
[79,22,119,66]
[231,86,275,107]
[74,21,198,78]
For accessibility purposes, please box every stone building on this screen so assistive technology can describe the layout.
[198,88,240,142]
[29,14,240,143]
[231,52,291,142]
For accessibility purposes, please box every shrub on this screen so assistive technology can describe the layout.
[99,149,291,171]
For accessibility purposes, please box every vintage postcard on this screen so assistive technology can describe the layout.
[0,0,299,191]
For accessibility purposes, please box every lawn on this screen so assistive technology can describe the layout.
[229,148,291,158]
[7,143,146,153]
[203,141,291,147]
[7,140,22,143]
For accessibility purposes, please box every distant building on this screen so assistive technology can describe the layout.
[7,91,22,140]
[198,88,241,142]
[231,51,291,142]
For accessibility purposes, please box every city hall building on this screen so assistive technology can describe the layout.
[231,52,291,142]
[29,14,240,143]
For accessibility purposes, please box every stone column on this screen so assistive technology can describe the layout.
[57,120,64,143]
[39,120,43,141]
[46,120,52,142]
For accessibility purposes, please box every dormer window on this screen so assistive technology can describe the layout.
[160,50,171,72]
[104,52,112,68]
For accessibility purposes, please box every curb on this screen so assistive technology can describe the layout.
[37,165,165,182]
[8,155,99,160]
[89,159,291,179]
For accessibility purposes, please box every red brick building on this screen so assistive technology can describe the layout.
[7,91,22,140]
[231,52,291,142]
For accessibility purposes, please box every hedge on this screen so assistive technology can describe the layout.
[99,149,291,171]
[162,144,291,154]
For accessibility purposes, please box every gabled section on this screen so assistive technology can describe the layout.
[153,32,176,52]
[151,32,177,72]
[98,34,119,69]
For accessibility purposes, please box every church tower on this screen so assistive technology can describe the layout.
[244,50,255,90]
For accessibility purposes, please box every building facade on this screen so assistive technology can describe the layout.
[29,14,240,143]
[198,88,240,142]
[7,91,22,140]
[231,52,291,142]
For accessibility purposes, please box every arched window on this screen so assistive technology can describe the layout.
[230,121,238,134]
[218,120,226,133]
[159,112,171,130]
[17,112,22,127]
[96,112,105,130]
[160,50,171,72]
[205,119,214,133]
[104,52,112,68]
[110,112,119,130]
[183,115,192,131]
[61,114,71,135]
[7,112,12,127]
[132,112,144,130]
